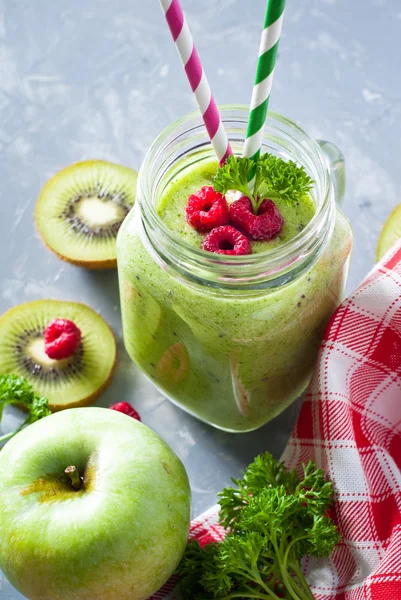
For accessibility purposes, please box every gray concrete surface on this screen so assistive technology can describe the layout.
[0,1,400,597]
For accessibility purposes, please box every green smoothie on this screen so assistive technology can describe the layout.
[157,161,316,253]
[118,158,352,432]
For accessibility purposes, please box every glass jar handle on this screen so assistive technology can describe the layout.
[317,140,345,205]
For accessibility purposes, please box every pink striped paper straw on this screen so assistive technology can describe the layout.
[159,0,232,165]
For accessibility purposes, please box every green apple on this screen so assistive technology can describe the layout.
[0,407,191,600]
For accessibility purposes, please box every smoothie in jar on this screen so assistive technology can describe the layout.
[117,108,352,432]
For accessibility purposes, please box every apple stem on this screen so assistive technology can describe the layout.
[65,466,82,490]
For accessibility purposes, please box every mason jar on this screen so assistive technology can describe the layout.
[117,106,353,432]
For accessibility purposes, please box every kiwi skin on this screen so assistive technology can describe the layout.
[19,371,115,413]
[35,160,135,270]
[35,237,117,270]
[0,300,117,412]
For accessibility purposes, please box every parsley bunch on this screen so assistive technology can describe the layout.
[176,452,340,600]
[0,374,51,447]
[213,154,313,214]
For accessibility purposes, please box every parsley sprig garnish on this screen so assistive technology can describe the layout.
[175,452,340,600]
[213,154,313,214]
[0,374,51,447]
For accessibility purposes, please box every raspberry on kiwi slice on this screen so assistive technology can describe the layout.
[0,300,116,411]
[35,160,137,269]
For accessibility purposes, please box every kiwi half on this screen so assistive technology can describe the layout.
[0,300,116,411]
[35,160,137,269]
[376,204,401,262]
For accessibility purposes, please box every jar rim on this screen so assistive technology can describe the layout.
[136,105,335,289]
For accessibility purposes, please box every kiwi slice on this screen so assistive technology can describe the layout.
[156,343,189,386]
[376,204,401,262]
[35,160,137,269]
[0,300,116,411]
[121,280,162,353]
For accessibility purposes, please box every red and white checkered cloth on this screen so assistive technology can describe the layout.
[152,240,401,600]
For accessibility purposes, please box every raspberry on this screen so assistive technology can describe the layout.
[109,402,141,421]
[202,225,252,255]
[186,186,229,232]
[44,319,81,360]
[230,195,283,240]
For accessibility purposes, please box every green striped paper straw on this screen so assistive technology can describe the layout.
[243,0,286,163]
